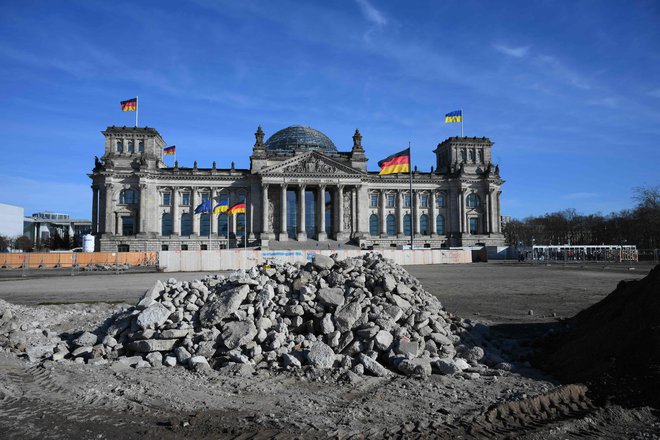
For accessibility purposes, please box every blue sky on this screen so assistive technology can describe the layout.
[0,0,659,220]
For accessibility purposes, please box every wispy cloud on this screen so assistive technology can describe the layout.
[493,43,530,58]
[355,0,387,26]
[562,192,598,200]
[587,97,619,108]
[534,54,591,90]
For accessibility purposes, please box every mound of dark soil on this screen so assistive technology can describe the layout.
[541,264,660,407]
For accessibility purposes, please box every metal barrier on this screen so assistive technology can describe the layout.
[529,245,639,263]
[638,249,660,264]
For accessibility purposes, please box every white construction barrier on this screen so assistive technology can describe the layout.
[158,249,472,272]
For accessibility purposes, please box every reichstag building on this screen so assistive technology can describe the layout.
[89,125,505,251]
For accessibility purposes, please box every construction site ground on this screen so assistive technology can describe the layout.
[0,261,657,439]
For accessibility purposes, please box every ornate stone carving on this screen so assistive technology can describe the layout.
[268,197,276,231]
[282,156,338,174]
[343,191,351,230]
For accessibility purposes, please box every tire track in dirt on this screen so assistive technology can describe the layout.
[462,384,596,439]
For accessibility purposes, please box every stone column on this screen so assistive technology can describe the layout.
[191,189,200,236]
[379,191,386,236]
[172,188,180,235]
[461,190,469,234]
[397,191,404,237]
[279,184,288,241]
[138,184,147,234]
[413,191,420,237]
[485,189,492,234]
[336,185,346,240]
[297,185,307,241]
[430,192,437,235]
[496,191,502,233]
[261,183,270,239]
[248,189,255,240]
[210,188,217,236]
[104,183,114,235]
[317,185,327,241]
[91,186,98,235]
[351,186,357,236]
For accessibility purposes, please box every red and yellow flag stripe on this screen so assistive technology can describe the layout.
[120,98,137,112]
[228,202,246,215]
[378,148,410,175]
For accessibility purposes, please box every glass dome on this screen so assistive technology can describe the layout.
[264,126,336,153]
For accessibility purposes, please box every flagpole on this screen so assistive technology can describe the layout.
[408,141,413,250]
[460,108,463,137]
[136,96,139,127]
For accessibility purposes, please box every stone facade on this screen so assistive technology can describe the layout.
[89,125,505,251]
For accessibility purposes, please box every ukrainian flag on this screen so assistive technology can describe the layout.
[445,110,462,123]
[213,199,229,215]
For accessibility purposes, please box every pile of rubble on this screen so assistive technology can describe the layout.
[8,253,511,377]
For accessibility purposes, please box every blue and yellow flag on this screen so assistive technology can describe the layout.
[213,199,229,215]
[445,110,462,123]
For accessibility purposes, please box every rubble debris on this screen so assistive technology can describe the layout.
[6,253,508,377]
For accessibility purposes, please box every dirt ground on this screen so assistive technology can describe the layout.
[0,262,658,439]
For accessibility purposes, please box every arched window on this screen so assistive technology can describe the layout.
[386,214,396,236]
[116,140,123,153]
[138,141,145,153]
[200,214,210,236]
[468,149,474,162]
[460,149,466,161]
[161,213,172,236]
[127,141,134,153]
[369,214,379,236]
[218,213,228,237]
[436,215,445,235]
[420,214,429,235]
[119,189,137,205]
[477,149,483,163]
[467,193,480,208]
[403,214,412,236]
[180,213,192,235]
[436,194,445,208]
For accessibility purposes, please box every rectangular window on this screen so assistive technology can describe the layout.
[201,244,208,250]
[469,218,478,234]
[403,194,411,208]
[161,244,169,251]
[181,192,190,206]
[181,244,188,251]
[201,192,210,202]
[420,194,429,208]
[162,192,171,206]
[121,216,134,236]
[370,194,378,208]
[386,194,395,208]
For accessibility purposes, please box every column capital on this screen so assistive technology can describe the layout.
[262,182,269,189]
[299,183,307,190]
[281,182,288,189]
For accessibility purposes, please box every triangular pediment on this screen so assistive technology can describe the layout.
[259,151,363,176]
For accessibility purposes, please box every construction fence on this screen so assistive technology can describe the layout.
[0,252,158,270]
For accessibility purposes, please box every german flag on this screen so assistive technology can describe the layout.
[378,148,410,175]
[228,202,246,216]
[120,98,137,112]
[163,146,176,156]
